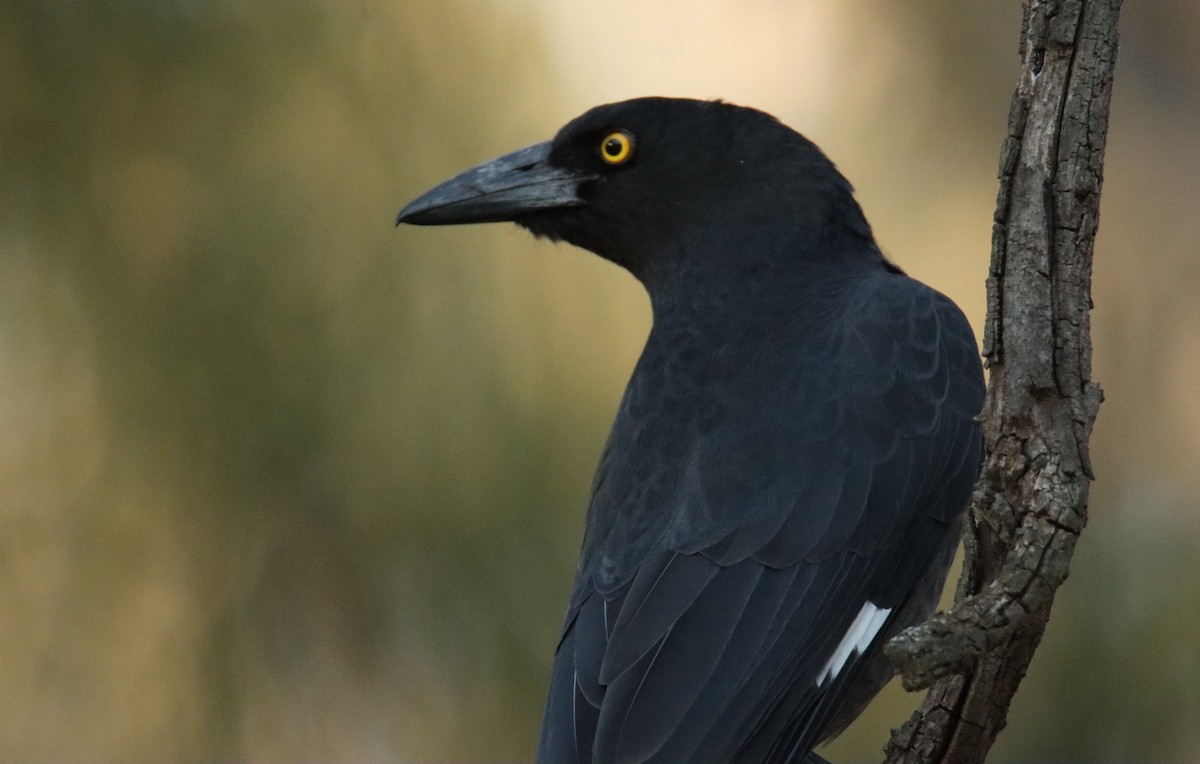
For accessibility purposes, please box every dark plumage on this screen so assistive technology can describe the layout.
[397,97,984,763]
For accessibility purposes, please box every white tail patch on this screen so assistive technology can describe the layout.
[817,601,892,686]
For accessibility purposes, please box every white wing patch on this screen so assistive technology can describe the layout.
[817,601,892,686]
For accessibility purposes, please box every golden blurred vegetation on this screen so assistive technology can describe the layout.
[1,2,1197,761]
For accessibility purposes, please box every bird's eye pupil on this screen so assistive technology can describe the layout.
[604,138,622,156]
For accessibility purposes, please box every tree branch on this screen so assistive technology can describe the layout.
[880,2,1117,761]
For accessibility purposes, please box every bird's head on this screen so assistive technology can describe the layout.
[397,97,876,285]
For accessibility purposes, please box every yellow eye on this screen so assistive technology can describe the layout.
[599,131,634,165]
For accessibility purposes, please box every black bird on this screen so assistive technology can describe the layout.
[397,97,984,763]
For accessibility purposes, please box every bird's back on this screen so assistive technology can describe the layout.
[538,266,983,763]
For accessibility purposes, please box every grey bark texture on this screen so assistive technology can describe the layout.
[879,1,1118,762]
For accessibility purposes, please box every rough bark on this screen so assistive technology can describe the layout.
[880,2,1117,762]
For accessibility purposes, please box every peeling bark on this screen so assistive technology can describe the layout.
[880,2,1117,762]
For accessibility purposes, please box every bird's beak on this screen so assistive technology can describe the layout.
[396,141,592,226]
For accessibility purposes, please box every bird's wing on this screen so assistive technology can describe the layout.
[537,275,984,764]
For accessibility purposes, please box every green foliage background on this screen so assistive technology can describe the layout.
[2,2,1196,761]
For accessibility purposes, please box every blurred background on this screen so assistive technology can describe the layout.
[1,2,1196,761]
